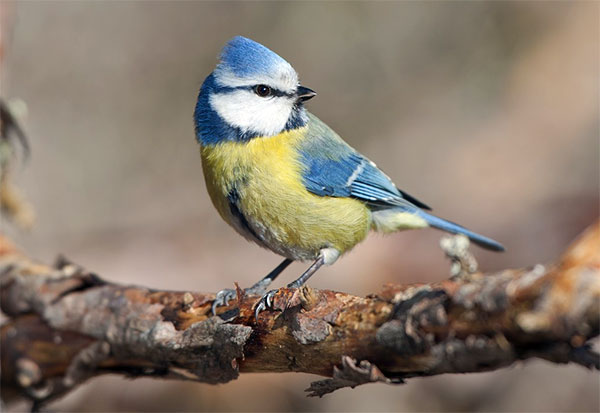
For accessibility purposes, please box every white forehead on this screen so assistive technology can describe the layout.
[214,63,298,92]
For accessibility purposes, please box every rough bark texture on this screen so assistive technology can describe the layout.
[1,222,599,407]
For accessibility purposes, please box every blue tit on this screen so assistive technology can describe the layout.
[194,36,504,317]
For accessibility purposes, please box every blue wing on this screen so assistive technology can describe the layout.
[297,113,430,210]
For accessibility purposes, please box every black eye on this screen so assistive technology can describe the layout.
[254,84,272,97]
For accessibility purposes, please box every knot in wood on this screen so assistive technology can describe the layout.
[376,289,449,356]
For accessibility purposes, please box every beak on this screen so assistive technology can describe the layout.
[297,86,317,102]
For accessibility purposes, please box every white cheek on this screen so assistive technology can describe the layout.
[210,91,293,137]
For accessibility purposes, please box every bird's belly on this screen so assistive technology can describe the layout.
[239,179,370,260]
[200,135,371,261]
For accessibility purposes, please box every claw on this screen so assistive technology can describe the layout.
[254,289,278,320]
[254,301,266,319]
[211,288,237,315]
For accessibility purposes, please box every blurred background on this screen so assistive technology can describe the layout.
[2,1,598,412]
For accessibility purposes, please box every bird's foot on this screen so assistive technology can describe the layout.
[254,287,311,320]
[212,282,274,315]
[253,285,324,321]
[211,288,239,315]
[253,289,279,319]
[212,259,294,316]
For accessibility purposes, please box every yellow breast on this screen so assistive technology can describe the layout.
[200,129,370,261]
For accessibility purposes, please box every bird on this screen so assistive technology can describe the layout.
[194,36,504,318]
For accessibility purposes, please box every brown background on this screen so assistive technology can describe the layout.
[2,2,598,412]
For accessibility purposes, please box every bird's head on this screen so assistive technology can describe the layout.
[195,36,316,144]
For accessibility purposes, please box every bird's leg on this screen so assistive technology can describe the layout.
[246,258,294,294]
[286,256,325,288]
[211,258,293,315]
[254,254,328,318]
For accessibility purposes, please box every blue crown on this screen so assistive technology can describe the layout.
[217,36,289,78]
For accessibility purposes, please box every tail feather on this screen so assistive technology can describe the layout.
[415,210,505,252]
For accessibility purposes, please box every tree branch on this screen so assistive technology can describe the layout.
[1,222,599,407]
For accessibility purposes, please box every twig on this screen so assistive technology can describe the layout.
[1,222,598,407]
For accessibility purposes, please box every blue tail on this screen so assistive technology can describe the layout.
[416,210,505,252]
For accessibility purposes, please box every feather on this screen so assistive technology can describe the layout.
[298,113,430,210]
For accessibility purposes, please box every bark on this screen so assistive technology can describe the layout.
[1,222,598,408]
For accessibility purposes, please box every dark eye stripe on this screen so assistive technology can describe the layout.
[267,88,293,98]
[247,85,293,98]
[213,84,294,98]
